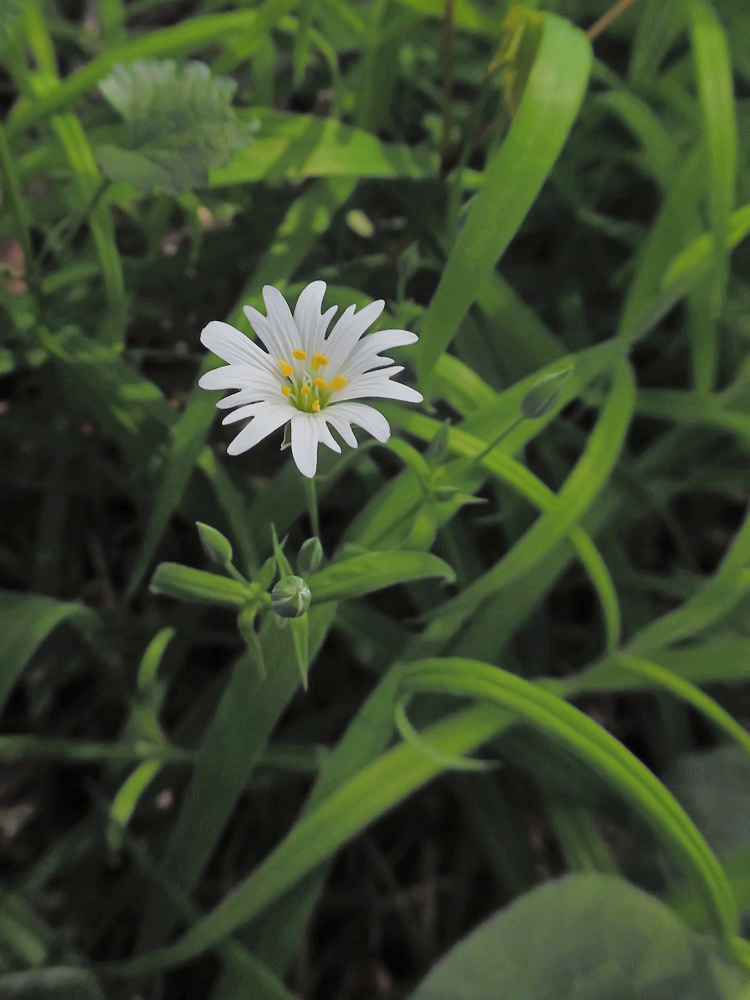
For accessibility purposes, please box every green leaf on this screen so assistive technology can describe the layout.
[0,968,105,999]
[97,59,256,194]
[210,108,436,185]
[149,563,250,608]
[7,4,298,139]
[688,0,737,324]
[398,659,738,943]
[669,747,750,858]
[417,13,592,396]
[307,550,455,603]
[0,590,98,712]
[409,874,741,1000]
[133,606,337,954]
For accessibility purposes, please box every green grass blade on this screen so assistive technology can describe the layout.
[308,550,455,602]
[0,591,98,712]
[688,0,737,334]
[397,659,737,941]
[417,13,591,396]
[416,359,635,651]
[617,653,750,760]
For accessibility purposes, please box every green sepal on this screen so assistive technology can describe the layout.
[150,563,250,607]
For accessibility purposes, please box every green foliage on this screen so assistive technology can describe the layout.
[3,0,750,996]
[409,874,742,1000]
[96,60,256,194]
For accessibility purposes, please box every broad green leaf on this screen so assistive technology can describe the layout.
[669,748,750,858]
[307,550,455,603]
[97,60,256,194]
[409,874,741,1000]
[417,13,591,396]
[0,591,98,712]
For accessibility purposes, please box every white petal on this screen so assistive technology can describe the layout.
[293,281,337,356]
[198,365,267,391]
[290,414,321,478]
[323,411,358,448]
[324,300,385,370]
[222,402,270,425]
[316,417,342,454]
[327,401,391,443]
[343,330,418,376]
[243,304,285,359]
[200,321,276,376]
[226,406,291,456]
[262,285,301,359]
[337,366,423,404]
[216,387,278,409]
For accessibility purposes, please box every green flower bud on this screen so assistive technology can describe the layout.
[196,521,233,566]
[271,575,311,619]
[520,367,574,420]
[298,537,323,575]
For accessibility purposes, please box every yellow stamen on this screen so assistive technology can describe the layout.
[311,353,329,372]
[281,386,291,397]
[300,385,311,396]
[292,349,306,360]
[313,377,328,390]
[277,359,294,378]
[330,375,348,390]
[312,400,321,413]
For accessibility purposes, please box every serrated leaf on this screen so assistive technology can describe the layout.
[96,59,256,194]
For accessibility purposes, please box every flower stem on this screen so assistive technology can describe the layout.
[466,414,526,470]
[304,475,320,539]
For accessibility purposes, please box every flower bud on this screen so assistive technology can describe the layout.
[271,575,311,619]
[520,366,574,420]
[196,521,233,566]
[298,537,323,575]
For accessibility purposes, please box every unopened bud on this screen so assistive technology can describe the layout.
[298,537,323,575]
[271,575,311,619]
[196,521,233,566]
[520,367,573,420]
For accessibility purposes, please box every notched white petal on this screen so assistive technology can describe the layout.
[290,415,320,478]
[226,407,291,456]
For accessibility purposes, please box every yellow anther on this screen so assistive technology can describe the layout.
[313,377,329,390]
[312,400,321,413]
[292,349,306,360]
[330,375,348,390]
[277,359,294,378]
[300,385,311,396]
[311,353,329,371]
[281,386,291,397]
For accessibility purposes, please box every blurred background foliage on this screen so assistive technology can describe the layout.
[2,0,750,997]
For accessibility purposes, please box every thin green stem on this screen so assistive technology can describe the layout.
[304,475,320,539]
[0,120,34,284]
[466,414,526,471]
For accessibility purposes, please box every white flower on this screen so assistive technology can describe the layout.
[199,281,423,478]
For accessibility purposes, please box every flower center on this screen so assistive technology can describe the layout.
[277,356,348,412]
